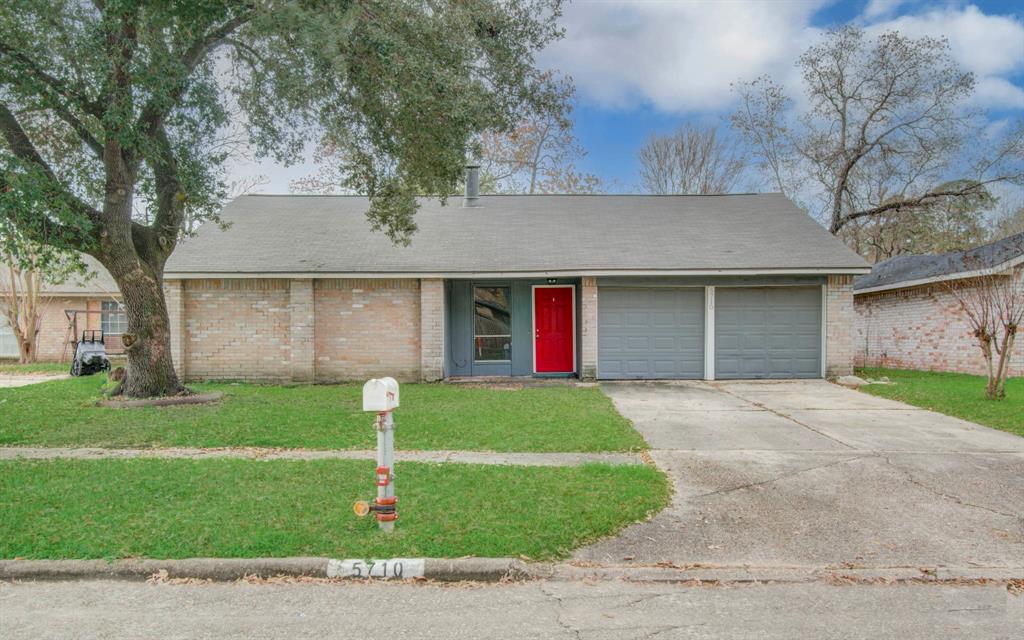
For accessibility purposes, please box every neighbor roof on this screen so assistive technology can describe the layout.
[0,255,119,296]
[166,193,868,276]
[854,232,1024,293]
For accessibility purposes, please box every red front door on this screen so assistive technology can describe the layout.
[534,286,575,373]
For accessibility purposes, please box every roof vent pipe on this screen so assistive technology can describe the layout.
[463,163,481,208]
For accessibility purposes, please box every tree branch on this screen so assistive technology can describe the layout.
[0,43,104,118]
[838,178,1016,229]
[135,9,255,143]
[0,102,103,246]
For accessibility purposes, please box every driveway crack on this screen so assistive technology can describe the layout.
[710,385,858,450]
[881,456,1023,521]
[692,455,872,499]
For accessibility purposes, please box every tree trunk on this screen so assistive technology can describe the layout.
[108,270,183,397]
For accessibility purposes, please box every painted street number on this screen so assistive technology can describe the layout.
[326,558,425,580]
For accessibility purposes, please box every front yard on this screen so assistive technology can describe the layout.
[857,367,1024,438]
[0,371,665,561]
[0,375,645,452]
[0,458,668,560]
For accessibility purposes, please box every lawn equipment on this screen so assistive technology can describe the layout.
[70,330,111,376]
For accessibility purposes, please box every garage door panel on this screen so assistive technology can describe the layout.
[598,287,704,379]
[715,287,821,380]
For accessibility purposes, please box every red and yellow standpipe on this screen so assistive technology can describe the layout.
[353,378,399,533]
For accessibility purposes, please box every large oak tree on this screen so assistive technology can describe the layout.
[0,0,564,397]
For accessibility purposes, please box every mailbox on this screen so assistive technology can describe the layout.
[362,377,400,412]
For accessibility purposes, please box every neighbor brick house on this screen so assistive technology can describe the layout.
[0,257,125,361]
[854,233,1024,377]
[150,176,868,383]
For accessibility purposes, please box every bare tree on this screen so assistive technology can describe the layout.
[0,236,85,363]
[943,244,1024,399]
[477,75,602,194]
[732,26,1024,239]
[638,124,745,194]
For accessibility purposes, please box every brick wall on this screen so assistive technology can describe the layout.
[314,279,421,382]
[289,279,315,383]
[420,278,444,381]
[825,275,855,377]
[164,280,185,377]
[580,276,598,379]
[184,279,292,381]
[854,267,1023,377]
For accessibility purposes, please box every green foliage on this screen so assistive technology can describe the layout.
[0,378,647,452]
[0,0,566,246]
[0,458,669,560]
[857,368,1024,437]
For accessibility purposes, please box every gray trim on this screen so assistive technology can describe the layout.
[598,275,828,287]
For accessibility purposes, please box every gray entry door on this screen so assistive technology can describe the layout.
[714,287,821,379]
[598,287,704,379]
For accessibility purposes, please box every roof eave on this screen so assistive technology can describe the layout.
[164,267,872,279]
[854,254,1024,295]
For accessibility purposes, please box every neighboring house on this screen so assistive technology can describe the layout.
[154,176,868,383]
[853,233,1024,377]
[0,257,125,360]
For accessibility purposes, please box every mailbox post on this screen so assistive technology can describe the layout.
[354,377,400,533]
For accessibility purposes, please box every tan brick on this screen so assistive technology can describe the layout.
[854,267,1023,377]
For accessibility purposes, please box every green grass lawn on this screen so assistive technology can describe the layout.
[0,377,646,452]
[0,458,669,560]
[857,368,1024,438]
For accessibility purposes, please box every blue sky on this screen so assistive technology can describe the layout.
[231,1,1024,194]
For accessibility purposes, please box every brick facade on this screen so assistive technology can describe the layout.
[6,297,109,362]
[184,279,292,381]
[313,278,421,382]
[289,279,315,383]
[419,278,445,381]
[164,280,185,378]
[854,267,1024,377]
[580,276,598,379]
[825,275,855,377]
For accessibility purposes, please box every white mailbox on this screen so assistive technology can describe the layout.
[362,377,400,412]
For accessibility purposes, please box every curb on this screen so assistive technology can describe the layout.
[0,557,527,583]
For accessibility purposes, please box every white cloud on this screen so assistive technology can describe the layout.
[542,1,1024,113]
[863,0,909,20]
[539,1,827,113]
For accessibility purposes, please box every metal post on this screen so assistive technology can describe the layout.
[377,411,395,533]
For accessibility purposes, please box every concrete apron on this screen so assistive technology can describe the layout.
[578,380,1024,580]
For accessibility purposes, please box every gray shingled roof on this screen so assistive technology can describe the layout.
[166,193,868,275]
[854,232,1024,291]
[1,255,119,296]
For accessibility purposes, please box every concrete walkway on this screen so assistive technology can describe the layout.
[0,446,643,467]
[576,380,1024,575]
[0,373,67,388]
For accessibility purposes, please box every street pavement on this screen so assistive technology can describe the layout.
[1,578,1021,639]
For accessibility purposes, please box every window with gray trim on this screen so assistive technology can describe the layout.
[473,286,511,361]
[101,300,128,335]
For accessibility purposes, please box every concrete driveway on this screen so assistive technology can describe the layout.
[577,380,1024,574]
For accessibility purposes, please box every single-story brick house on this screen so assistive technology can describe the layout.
[0,258,125,361]
[147,186,868,383]
[854,233,1024,377]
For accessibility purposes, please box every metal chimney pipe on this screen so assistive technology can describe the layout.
[463,164,481,208]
